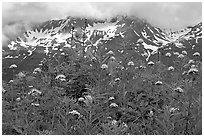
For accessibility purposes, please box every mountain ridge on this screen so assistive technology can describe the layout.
[2,16,202,81]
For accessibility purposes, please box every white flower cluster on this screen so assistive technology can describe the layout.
[55,74,66,81]
[78,97,85,101]
[31,103,40,106]
[169,107,179,113]
[191,65,196,68]
[188,67,199,74]
[149,110,153,116]
[16,97,21,101]
[187,65,199,74]
[17,72,26,78]
[193,52,200,56]
[148,61,154,66]
[108,96,115,100]
[111,120,117,125]
[139,65,146,69]
[110,120,128,129]
[110,56,116,60]
[28,88,42,96]
[106,50,114,55]
[121,122,128,128]
[128,61,134,66]
[182,50,187,55]
[174,87,183,93]
[33,68,42,74]
[168,66,175,71]
[69,110,81,116]
[9,64,17,69]
[173,52,179,56]
[109,103,118,107]
[188,59,195,64]
[115,78,120,82]
[2,88,6,93]
[137,38,144,43]
[78,95,93,106]
[155,81,163,85]
[84,95,93,104]
[177,54,185,58]
[101,64,108,69]
[9,80,13,83]
[118,49,124,53]
[165,52,171,57]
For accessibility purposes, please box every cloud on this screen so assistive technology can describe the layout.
[2,2,202,46]
[2,21,33,47]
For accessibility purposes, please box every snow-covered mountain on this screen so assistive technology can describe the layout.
[2,16,202,81]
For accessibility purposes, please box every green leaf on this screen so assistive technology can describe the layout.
[194,119,202,135]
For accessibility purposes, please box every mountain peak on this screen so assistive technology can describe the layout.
[2,15,202,81]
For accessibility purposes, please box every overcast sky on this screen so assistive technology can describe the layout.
[2,2,202,46]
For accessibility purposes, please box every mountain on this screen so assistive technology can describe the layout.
[2,16,202,81]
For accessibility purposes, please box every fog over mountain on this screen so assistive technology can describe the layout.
[2,2,202,47]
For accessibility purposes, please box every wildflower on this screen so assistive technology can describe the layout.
[16,97,21,101]
[101,64,108,69]
[28,88,42,96]
[165,52,171,57]
[182,50,187,55]
[2,88,6,93]
[108,96,115,100]
[121,122,128,128]
[84,95,93,104]
[149,110,153,117]
[173,52,179,56]
[37,130,53,135]
[182,71,188,76]
[55,74,66,80]
[193,52,200,56]
[69,110,80,116]
[9,64,17,69]
[155,81,163,85]
[9,80,13,83]
[137,38,144,43]
[111,120,117,125]
[188,59,195,64]
[178,54,185,58]
[115,78,120,82]
[136,43,140,46]
[191,65,196,68]
[18,72,26,78]
[128,61,134,66]
[59,78,66,81]
[31,103,40,106]
[107,116,112,119]
[33,68,42,74]
[174,87,183,93]
[188,68,199,74]
[148,61,154,66]
[139,65,146,69]
[110,103,118,107]
[118,49,124,53]
[169,107,179,113]
[106,50,114,55]
[110,56,116,60]
[168,66,175,71]
[78,97,85,102]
